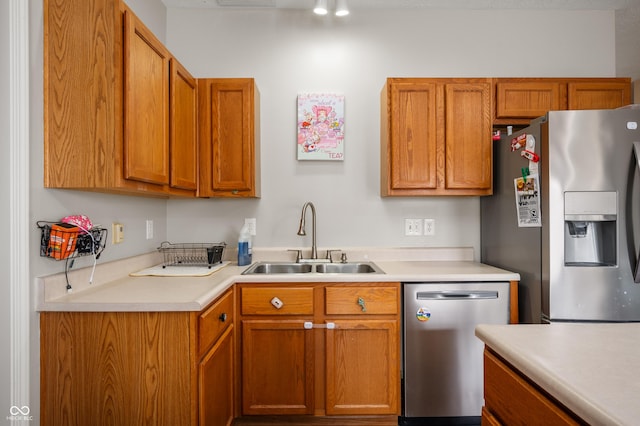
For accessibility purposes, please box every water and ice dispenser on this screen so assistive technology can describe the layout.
[564,191,617,266]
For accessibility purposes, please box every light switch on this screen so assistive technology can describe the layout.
[112,223,124,244]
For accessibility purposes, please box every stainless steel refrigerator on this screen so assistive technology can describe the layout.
[481,108,640,323]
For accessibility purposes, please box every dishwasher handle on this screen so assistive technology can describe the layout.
[416,290,499,300]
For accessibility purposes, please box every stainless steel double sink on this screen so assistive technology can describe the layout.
[241,261,384,275]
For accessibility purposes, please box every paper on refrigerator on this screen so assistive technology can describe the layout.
[514,174,541,227]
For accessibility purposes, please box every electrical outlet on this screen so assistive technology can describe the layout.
[146,220,153,240]
[112,223,124,244]
[424,219,435,236]
[245,218,257,236]
[404,219,423,236]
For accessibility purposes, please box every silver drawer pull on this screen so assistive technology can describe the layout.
[271,297,284,309]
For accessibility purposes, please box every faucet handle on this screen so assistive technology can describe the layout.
[287,249,303,263]
[340,252,348,263]
[326,249,341,262]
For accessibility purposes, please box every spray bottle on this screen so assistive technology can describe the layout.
[237,223,252,266]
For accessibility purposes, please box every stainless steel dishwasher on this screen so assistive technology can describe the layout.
[402,282,510,424]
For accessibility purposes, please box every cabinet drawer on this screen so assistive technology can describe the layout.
[325,286,398,315]
[484,349,582,425]
[495,81,564,119]
[199,290,234,356]
[241,287,314,315]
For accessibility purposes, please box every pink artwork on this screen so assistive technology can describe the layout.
[297,93,345,160]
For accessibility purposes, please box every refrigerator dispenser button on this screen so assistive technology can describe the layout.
[627,121,638,130]
[416,307,431,322]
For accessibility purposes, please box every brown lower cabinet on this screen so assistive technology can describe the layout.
[237,282,401,418]
[40,289,234,426]
[40,283,401,425]
[482,348,586,425]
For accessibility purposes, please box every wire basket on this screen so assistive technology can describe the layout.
[157,241,226,268]
[38,221,107,260]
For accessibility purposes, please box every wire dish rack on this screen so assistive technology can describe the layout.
[158,241,226,268]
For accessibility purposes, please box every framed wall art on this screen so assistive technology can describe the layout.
[297,92,345,161]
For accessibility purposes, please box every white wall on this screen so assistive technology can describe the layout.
[1,0,11,418]
[165,7,616,256]
[616,3,640,95]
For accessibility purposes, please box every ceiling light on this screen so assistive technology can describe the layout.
[335,0,349,16]
[313,0,328,15]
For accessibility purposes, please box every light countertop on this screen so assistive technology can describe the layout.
[37,247,520,312]
[475,323,640,425]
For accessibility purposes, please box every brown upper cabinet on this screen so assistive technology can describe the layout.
[198,78,261,198]
[44,0,198,197]
[170,59,199,192]
[494,78,632,125]
[123,9,171,187]
[381,78,493,196]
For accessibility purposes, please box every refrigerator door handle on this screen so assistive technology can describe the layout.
[631,142,640,282]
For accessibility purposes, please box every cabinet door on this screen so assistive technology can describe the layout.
[495,81,564,119]
[170,58,198,191]
[325,319,400,415]
[241,319,314,415]
[386,80,438,192]
[199,79,260,197]
[567,82,631,110]
[199,325,234,426]
[123,10,170,185]
[444,82,493,193]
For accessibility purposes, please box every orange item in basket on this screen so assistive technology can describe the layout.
[48,223,80,260]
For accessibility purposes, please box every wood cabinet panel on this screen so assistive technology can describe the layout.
[241,319,315,415]
[381,78,493,196]
[123,9,170,185]
[44,0,199,197]
[40,311,195,426]
[199,289,234,357]
[199,78,260,197]
[444,82,493,191]
[483,349,583,425]
[481,406,502,426]
[41,288,236,426]
[386,81,438,191]
[494,78,632,125]
[44,0,122,190]
[240,286,314,315]
[170,58,198,191]
[237,282,401,418]
[325,286,398,315]
[568,81,632,110]
[325,319,400,415]
[495,82,564,119]
[199,325,235,426]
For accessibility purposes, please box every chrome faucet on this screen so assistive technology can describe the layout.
[297,201,318,260]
